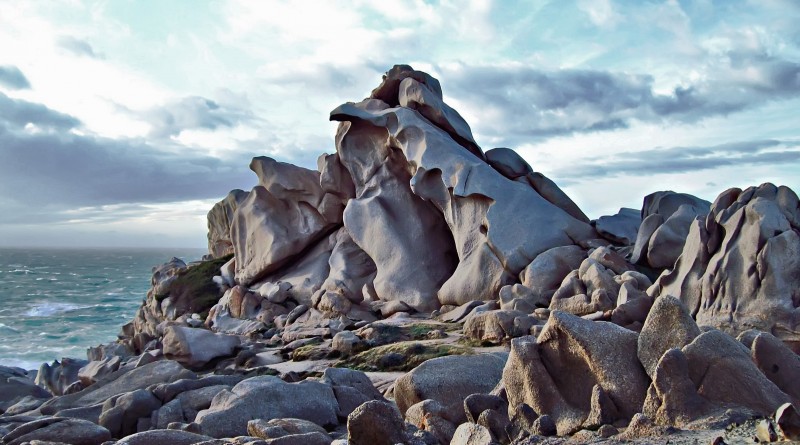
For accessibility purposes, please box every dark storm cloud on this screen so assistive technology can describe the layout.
[0,92,81,129]
[0,97,256,221]
[144,96,255,138]
[0,66,31,90]
[57,36,103,59]
[440,51,800,144]
[551,139,800,179]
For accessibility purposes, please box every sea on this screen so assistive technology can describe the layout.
[0,247,208,371]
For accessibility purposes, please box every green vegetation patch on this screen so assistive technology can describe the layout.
[336,341,473,372]
[155,254,233,314]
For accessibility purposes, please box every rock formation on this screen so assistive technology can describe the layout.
[3,65,800,445]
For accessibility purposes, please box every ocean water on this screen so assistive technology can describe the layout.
[0,247,207,370]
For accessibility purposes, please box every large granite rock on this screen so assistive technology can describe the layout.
[231,157,341,286]
[207,189,248,258]
[631,191,710,269]
[162,326,240,368]
[503,311,650,435]
[194,375,338,438]
[650,183,800,350]
[637,295,701,378]
[1,417,111,445]
[331,66,597,307]
[394,353,506,424]
[0,366,50,413]
[594,207,641,246]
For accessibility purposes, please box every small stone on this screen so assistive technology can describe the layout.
[532,414,557,437]
[755,419,778,442]
[598,424,618,438]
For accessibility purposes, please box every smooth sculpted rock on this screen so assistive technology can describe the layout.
[594,208,641,246]
[313,227,377,313]
[334,101,457,313]
[194,376,338,438]
[681,329,791,415]
[331,66,597,306]
[1,418,111,445]
[207,189,248,258]
[746,331,800,403]
[449,423,494,445]
[502,312,649,435]
[631,191,710,268]
[650,184,800,350]
[162,326,240,368]
[518,245,587,303]
[231,157,341,286]
[394,353,506,424]
[637,295,701,378]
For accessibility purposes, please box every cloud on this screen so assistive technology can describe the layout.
[57,36,103,59]
[437,38,800,146]
[143,95,255,138]
[551,139,800,180]
[0,95,257,223]
[0,92,80,130]
[0,65,31,90]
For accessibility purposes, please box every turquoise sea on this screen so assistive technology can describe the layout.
[0,247,207,370]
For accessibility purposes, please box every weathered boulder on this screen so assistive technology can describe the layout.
[207,189,248,258]
[314,228,377,313]
[637,295,701,378]
[347,400,407,445]
[35,357,87,397]
[503,312,649,435]
[394,353,506,424]
[744,331,800,404]
[77,356,122,387]
[231,157,341,286]
[194,376,338,438]
[335,110,458,313]
[650,183,800,349]
[0,366,50,413]
[40,360,195,415]
[99,388,162,438]
[463,310,532,344]
[682,329,790,415]
[631,191,710,268]
[594,207,641,246]
[449,422,494,445]
[1,417,111,445]
[518,245,587,304]
[331,66,597,307]
[162,325,240,368]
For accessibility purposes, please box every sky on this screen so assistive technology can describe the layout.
[0,0,798,248]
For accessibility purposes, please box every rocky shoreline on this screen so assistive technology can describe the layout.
[2,65,800,445]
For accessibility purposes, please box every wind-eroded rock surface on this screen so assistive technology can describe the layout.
[4,65,800,445]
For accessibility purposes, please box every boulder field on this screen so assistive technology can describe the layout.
[3,65,800,445]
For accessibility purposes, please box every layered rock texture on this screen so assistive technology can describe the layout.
[3,65,800,445]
